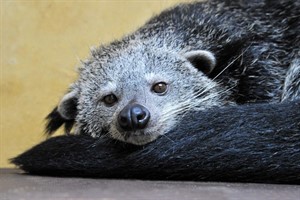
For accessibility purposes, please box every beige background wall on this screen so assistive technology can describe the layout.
[1,0,193,167]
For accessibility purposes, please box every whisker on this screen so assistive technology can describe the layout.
[160,101,192,123]
[192,84,218,99]
[161,134,175,143]
[212,43,253,81]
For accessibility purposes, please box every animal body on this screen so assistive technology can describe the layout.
[47,0,300,146]
[12,100,300,183]
[11,0,300,183]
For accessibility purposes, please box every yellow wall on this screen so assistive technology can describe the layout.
[1,0,193,167]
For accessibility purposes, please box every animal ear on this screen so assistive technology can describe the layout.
[45,90,78,136]
[57,90,78,120]
[183,50,216,74]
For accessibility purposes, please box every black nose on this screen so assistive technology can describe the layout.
[118,103,151,131]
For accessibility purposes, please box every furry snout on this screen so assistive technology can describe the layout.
[118,103,151,132]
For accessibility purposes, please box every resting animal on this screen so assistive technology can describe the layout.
[12,100,300,184]
[45,0,300,145]
[11,0,300,184]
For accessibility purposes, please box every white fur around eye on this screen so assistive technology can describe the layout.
[101,82,117,94]
[145,73,169,85]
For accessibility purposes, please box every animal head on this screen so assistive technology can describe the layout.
[46,41,227,145]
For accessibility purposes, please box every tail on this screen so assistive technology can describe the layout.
[11,99,300,184]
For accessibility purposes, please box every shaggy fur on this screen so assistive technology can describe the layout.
[12,100,300,184]
[11,0,300,184]
[45,0,300,145]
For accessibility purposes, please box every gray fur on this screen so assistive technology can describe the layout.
[76,45,224,144]
[47,0,300,145]
[282,58,300,101]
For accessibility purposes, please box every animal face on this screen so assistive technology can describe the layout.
[48,43,226,145]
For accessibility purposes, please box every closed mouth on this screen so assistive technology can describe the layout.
[123,133,158,145]
[123,130,146,140]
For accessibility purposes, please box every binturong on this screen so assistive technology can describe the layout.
[12,100,300,183]
[46,0,300,145]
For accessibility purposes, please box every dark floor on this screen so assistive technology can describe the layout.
[1,169,300,200]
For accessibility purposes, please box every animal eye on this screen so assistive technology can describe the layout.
[152,82,168,95]
[102,94,118,106]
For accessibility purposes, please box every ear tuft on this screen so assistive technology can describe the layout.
[45,107,75,136]
[183,50,216,74]
[45,89,78,136]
